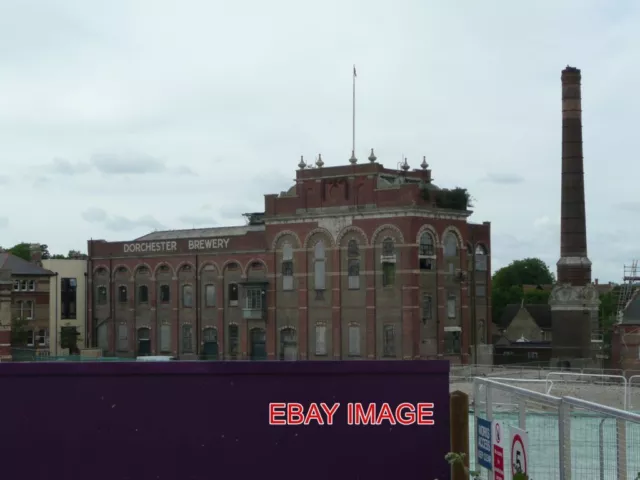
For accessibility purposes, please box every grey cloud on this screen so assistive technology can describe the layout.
[173,165,196,176]
[82,207,108,223]
[50,157,91,175]
[178,214,216,226]
[0,175,10,185]
[615,202,640,212]
[0,217,8,228]
[32,176,48,187]
[91,152,166,174]
[104,214,166,232]
[482,173,525,185]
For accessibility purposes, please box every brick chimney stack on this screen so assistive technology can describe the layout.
[557,66,591,286]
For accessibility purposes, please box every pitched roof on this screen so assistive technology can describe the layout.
[499,303,552,330]
[0,253,54,276]
[622,290,640,325]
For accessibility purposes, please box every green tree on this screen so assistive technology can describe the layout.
[7,243,31,261]
[11,317,29,346]
[491,258,555,324]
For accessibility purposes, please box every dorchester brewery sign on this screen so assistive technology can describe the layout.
[122,238,231,254]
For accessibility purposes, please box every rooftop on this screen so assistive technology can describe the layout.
[135,224,265,241]
[0,253,54,276]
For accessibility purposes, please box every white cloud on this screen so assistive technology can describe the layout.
[0,0,638,281]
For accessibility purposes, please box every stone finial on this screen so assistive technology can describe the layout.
[298,155,306,170]
[420,155,428,170]
[401,157,410,172]
[316,154,324,168]
[349,150,357,164]
[368,148,377,163]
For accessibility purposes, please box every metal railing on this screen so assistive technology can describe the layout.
[472,377,640,479]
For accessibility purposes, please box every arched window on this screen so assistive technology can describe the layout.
[96,286,108,305]
[138,285,149,304]
[347,239,360,290]
[137,327,151,356]
[282,243,294,291]
[381,238,396,287]
[159,284,170,303]
[118,285,127,303]
[314,240,326,291]
[443,232,458,257]
[181,324,193,353]
[202,327,218,359]
[475,244,488,271]
[280,327,298,361]
[419,232,435,256]
[182,284,193,307]
[382,238,395,256]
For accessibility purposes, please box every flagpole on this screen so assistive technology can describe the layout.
[352,65,356,156]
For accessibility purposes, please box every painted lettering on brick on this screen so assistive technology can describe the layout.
[188,238,230,250]
[123,241,178,254]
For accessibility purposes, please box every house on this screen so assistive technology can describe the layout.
[493,303,552,365]
[0,253,54,358]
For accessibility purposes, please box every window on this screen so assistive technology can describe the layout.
[475,245,488,271]
[282,243,294,291]
[13,280,19,291]
[280,328,298,361]
[160,324,171,353]
[314,241,326,290]
[348,259,360,290]
[27,330,34,346]
[422,295,432,320]
[205,284,216,307]
[96,286,107,305]
[28,280,35,291]
[476,284,486,297]
[382,238,395,257]
[420,257,434,271]
[228,283,238,306]
[203,327,217,343]
[443,232,458,257]
[182,284,193,307]
[250,328,267,360]
[246,287,263,310]
[97,323,108,352]
[20,280,27,291]
[37,329,48,346]
[527,351,538,360]
[61,278,77,319]
[229,325,239,358]
[181,325,193,353]
[383,325,395,357]
[348,325,361,356]
[159,285,170,303]
[382,262,395,287]
[137,328,151,356]
[138,285,149,303]
[117,324,128,351]
[347,239,359,257]
[419,232,435,256]
[447,295,456,319]
[23,300,34,320]
[315,324,327,355]
[445,331,461,354]
[118,285,128,303]
[203,328,218,359]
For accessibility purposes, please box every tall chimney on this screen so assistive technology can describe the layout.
[557,66,591,286]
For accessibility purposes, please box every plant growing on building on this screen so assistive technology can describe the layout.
[421,187,473,211]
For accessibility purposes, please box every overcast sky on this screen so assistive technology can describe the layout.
[1,0,638,283]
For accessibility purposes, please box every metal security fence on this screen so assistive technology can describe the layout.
[472,377,640,479]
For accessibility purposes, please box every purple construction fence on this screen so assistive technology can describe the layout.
[1,360,450,480]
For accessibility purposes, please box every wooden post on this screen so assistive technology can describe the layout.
[450,390,470,480]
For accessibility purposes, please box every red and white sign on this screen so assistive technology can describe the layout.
[492,421,505,480]
[510,426,529,477]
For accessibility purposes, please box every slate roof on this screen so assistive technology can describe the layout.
[621,290,640,325]
[135,225,265,241]
[0,253,54,276]
[499,303,552,330]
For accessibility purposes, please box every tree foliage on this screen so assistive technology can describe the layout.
[11,317,30,346]
[3,243,85,260]
[491,258,555,324]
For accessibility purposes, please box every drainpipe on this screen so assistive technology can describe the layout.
[109,256,113,356]
[84,271,88,351]
[195,254,199,357]
[54,272,59,356]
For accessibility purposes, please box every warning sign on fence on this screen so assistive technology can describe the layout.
[510,426,529,478]
[492,420,504,480]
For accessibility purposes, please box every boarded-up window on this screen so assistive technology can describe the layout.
[422,295,432,320]
[117,324,128,351]
[447,295,457,319]
[280,328,298,361]
[348,259,360,290]
[182,284,193,307]
[97,323,108,351]
[444,233,458,257]
[96,286,107,305]
[382,325,395,357]
[348,325,360,356]
[476,284,486,297]
[314,241,326,290]
[160,324,171,353]
[181,325,193,353]
[315,324,327,355]
[204,284,216,307]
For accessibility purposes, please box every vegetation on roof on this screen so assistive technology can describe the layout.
[420,186,473,211]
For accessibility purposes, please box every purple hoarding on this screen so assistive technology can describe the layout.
[1,360,450,480]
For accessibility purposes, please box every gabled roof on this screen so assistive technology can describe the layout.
[0,253,54,276]
[621,290,640,325]
[499,303,552,330]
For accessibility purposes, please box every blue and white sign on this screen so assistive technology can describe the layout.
[476,417,493,470]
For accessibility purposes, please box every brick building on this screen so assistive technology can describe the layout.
[87,153,491,363]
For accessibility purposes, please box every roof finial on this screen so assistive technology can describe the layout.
[401,157,410,172]
[316,154,324,168]
[298,155,306,170]
[349,150,357,164]
[368,148,377,163]
[420,155,428,170]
